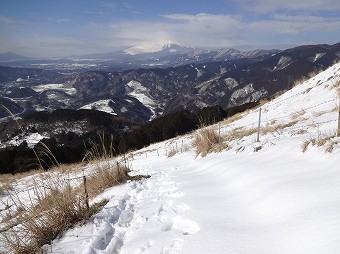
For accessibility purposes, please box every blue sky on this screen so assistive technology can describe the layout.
[0,0,339,57]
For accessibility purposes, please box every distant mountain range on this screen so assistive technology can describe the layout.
[0,43,279,71]
[0,52,32,62]
[1,42,339,125]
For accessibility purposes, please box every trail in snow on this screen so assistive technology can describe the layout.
[48,155,200,254]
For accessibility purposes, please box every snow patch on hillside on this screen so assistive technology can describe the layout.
[274,56,293,70]
[80,99,117,115]
[32,83,77,95]
[312,53,326,62]
[126,80,157,119]
[229,83,267,106]
[0,132,47,148]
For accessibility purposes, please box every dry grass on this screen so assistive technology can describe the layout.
[225,127,257,141]
[291,109,306,120]
[293,76,308,87]
[221,112,243,125]
[302,87,313,94]
[0,169,46,197]
[166,148,177,158]
[165,139,189,157]
[307,68,324,79]
[1,179,89,253]
[85,162,130,198]
[192,128,222,157]
[326,140,339,153]
[302,135,338,153]
[129,148,158,159]
[0,161,130,253]
[82,134,116,162]
[292,69,323,87]
[0,181,13,197]
[313,110,331,117]
[0,133,134,253]
[261,124,281,135]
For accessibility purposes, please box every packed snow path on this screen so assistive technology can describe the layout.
[49,145,340,254]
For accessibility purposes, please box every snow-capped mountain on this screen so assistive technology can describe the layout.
[123,40,194,55]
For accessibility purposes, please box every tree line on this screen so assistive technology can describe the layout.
[0,102,258,174]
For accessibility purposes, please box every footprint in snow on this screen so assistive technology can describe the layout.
[137,240,154,254]
[162,216,200,235]
[158,200,174,213]
[172,203,190,214]
[161,238,184,254]
[168,191,185,198]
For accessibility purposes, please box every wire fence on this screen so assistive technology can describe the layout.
[1,95,338,200]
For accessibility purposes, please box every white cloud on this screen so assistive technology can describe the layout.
[102,13,339,50]
[235,0,340,13]
[0,15,29,25]
[249,15,340,34]
[1,10,339,57]
[0,15,15,24]
[48,18,70,24]
[100,2,118,10]
[105,13,246,49]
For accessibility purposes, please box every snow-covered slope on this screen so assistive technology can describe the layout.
[126,80,158,119]
[80,99,117,115]
[1,63,339,253]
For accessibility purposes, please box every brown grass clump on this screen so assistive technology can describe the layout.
[1,149,131,254]
[302,135,337,153]
[307,68,323,79]
[1,161,129,253]
[291,109,306,120]
[221,112,243,125]
[82,134,116,162]
[326,140,339,153]
[260,119,300,136]
[302,87,313,94]
[166,148,177,158]
[293,76,308,87]
[225,127,257,141]
[86,162,130,198]
[193,128,221,157]
[1,179,89,254]
[0,168,45,195]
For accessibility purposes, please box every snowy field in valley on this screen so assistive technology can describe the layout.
[0,62,339,253]
[32,83,77,95]
[80,99,118,115]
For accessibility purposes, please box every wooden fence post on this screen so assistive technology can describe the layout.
[83,175,90,211]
